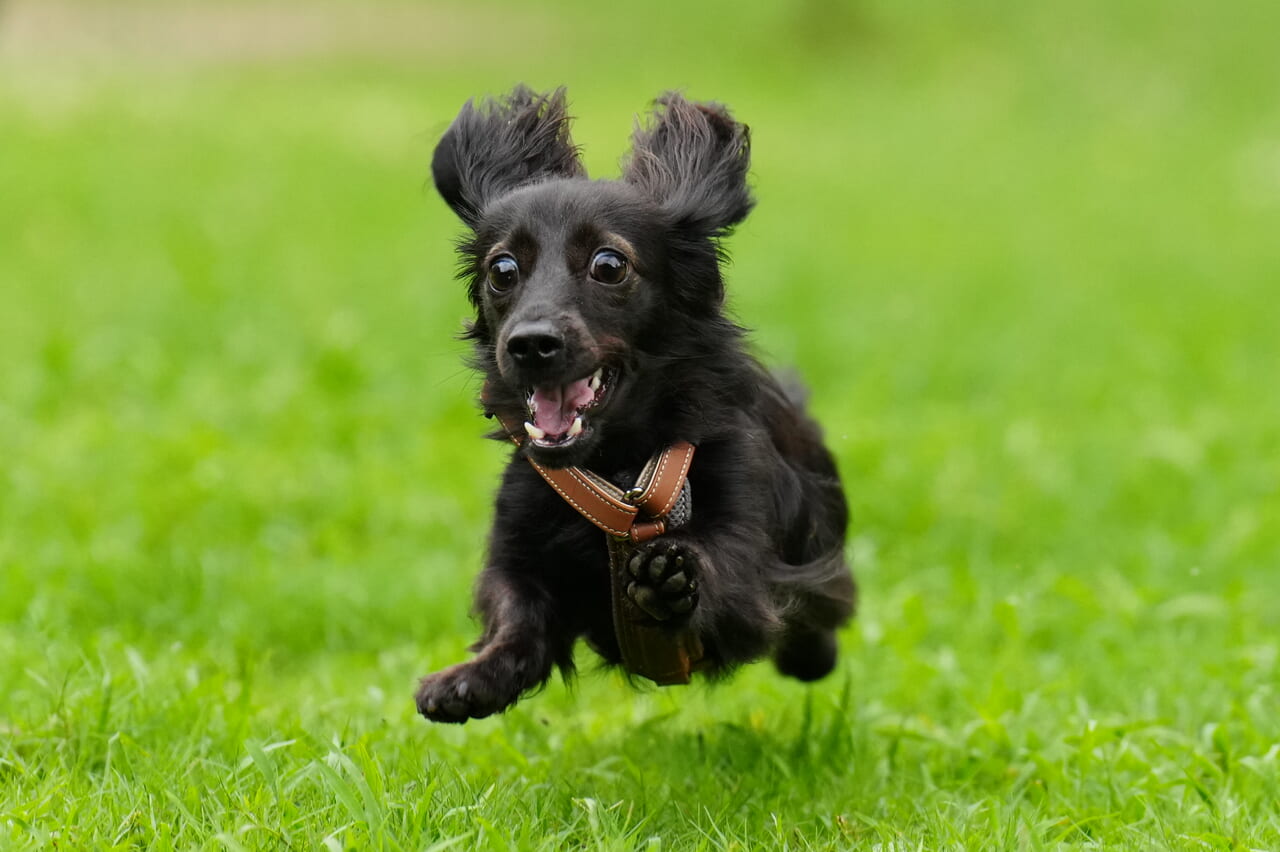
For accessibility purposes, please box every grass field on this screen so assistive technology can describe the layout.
[3,0,1280,848]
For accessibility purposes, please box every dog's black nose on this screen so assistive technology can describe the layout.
[506,322,565,369]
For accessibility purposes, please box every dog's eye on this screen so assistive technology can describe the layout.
[487,255,519,293]
[588,249,628,286]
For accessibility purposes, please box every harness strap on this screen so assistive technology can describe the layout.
[486,402,703,684]
[523,441,696,543]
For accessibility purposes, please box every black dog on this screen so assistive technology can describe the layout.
[416,87,855,723]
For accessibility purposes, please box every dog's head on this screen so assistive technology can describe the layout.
[433,86,753,467]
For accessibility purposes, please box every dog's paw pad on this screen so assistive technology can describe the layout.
[659,571,690,595]
[624,542,699,622]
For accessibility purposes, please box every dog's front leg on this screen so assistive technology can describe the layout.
[416,569,566,724]
[624,530,781,670]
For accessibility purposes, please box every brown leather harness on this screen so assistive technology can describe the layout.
[486,403,705,685]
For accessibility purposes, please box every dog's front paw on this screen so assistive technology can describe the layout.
[625,541,700,622]
[415,658,521,724]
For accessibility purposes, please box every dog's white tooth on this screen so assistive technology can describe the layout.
[524,421,546,440]
[568,416,584,438]
[589,372,601,392]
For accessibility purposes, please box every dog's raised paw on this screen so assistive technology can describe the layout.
[625,541,700,622]
[415,660,516,724]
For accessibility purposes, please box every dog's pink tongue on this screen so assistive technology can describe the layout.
[531,378,593,436]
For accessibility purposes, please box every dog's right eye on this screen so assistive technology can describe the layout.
[487,255,519,293]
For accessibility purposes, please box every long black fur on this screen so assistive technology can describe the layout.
[416,88,856,723]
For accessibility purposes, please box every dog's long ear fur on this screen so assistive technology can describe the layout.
[622,93,754,237]
[432,86,585,227]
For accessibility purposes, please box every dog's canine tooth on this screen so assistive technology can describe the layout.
[589,369,602,393]
[568,416,584,438]
[524,421,546,440]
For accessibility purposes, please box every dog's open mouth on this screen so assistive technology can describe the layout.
[523,366,615,448]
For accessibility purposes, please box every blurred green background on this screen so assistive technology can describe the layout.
[2,0,1279,848]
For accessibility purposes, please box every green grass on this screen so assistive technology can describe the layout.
[3,0,1280,848]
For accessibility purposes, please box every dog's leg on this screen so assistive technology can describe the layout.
[415,570,566,723]
[625,532,782,670]
[772,550,855,681]
[773,627,839,682]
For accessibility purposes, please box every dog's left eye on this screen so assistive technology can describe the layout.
[487,255,519,293]
[588,249,629,285]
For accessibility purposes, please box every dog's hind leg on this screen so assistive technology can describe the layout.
[771,550,856,682]
[774,627,839,682]
[415,570,570,723]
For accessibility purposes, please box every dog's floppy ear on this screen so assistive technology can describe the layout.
[622,93,754,236]
[432,86,585,227]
